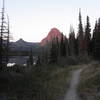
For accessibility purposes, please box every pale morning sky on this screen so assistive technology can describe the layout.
[0,0,100,42]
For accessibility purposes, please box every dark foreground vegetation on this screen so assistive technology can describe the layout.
[78,61,100,100]
[0,63,81,100]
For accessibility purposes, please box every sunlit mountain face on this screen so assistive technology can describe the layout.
[41,28,64,46]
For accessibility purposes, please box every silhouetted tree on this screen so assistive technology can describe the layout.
[92,19,100,59]
[74,38,79,56]
[27,49,33,66]
[60,33,66,57]
[49,38,58,63]
[0,0,10,69]
[40,47,49,64]
[69,26,76,56]
[92,21,98,56]
[36,56,41,66]
[77,9,84,56]
[65,36,69,57]
[84,16,91,56]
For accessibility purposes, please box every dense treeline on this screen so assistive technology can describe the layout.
[40,10,100,64]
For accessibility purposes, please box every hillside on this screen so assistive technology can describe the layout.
[41,28,63,46]
[9,39,41,55]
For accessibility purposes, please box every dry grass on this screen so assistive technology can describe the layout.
[33,65,72,100]
[29,64,84,100]
[78,61,100,100]
[0,63,86,100]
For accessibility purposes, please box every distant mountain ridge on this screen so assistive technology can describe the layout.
[9,28,65,53]
[10,38,40,52]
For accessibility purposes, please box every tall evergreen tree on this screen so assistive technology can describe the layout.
[69,26,76,56]
[65,36,69,57]
[92,18,100,59]
[49,38,58,63]
[77,9,84,56]
[0,0,10,69]
[84,16,91,56]
[91,21,97,57]
[74,38,79,56]
[60,33,66,57]
[27,48,34,66]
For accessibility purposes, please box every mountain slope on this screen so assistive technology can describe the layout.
[9,39,41,55]
[41,28,63,46]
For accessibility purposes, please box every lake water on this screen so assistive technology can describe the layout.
[7,56,37,67]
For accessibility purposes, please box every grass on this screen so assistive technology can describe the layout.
[78,61,100,100]
[30,64,72,100]
[0,63,84,100]
[0,64,71,100]
[30,64,85,100]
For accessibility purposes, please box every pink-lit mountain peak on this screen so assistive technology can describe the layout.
[48,28,61,34]
[41,28,62,46]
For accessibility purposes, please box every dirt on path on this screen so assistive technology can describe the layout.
[64,68,83,100]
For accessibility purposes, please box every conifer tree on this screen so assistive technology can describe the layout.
[74,38,79,56]
[77,9,84,56]
[92,19,100,59]
[49,39,58,63]
[84,16,91,56]
[0,0,10,69]
[69,26,76,56]
[91,21,98,57]
[27,48,33,66]
[60,33,66,57]
[36,56,41,66]
[65,36,69,57]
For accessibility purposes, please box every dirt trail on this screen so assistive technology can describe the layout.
[64,68,83,100]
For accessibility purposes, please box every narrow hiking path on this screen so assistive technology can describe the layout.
[64,68,83,100]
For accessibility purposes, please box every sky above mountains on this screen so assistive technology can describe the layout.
[0,0,100,42]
